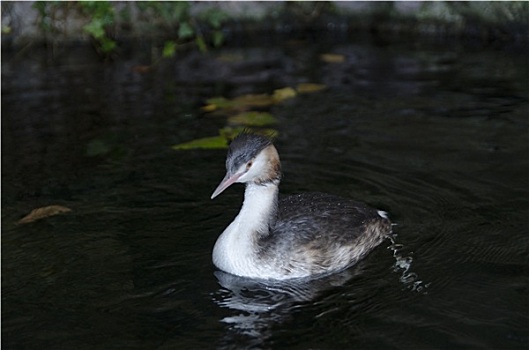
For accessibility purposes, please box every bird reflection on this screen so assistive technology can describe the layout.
[212,266,364,346]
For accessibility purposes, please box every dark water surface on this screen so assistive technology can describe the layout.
[2,35,528,349]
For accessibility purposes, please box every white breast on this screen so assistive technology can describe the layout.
[212,183,279,278]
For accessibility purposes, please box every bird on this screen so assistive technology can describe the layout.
[210,132,392,280]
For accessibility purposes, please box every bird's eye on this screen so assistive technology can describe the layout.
[246,161,253,169]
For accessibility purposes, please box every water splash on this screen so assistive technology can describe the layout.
[387,231,430,294]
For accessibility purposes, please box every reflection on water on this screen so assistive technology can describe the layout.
[213,267,364,347]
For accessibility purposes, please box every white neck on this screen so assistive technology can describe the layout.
[212,182,279,277]
[238,182,278,235]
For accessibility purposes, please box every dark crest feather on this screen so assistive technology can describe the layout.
[226,132,273,171]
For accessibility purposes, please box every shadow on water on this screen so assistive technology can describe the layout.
[2,34,528,349]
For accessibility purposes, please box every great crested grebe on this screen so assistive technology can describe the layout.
[210,133,391,280]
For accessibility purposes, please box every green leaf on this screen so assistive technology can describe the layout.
[212,30,224,48]
[178,22,194,39]
[83,19,105,39]
[228,112,278,126]
[196,36,208,53]
[170,2,190,21]
[208,12,225,29]
[172,136,229,150]
[100,37,116,53]
[200,8,227,29]
[163,40,177,58]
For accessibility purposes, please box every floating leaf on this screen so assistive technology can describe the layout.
[172,128,281,151]
[201,104,218,112]
[232,94,275,108]
[172,136,228,150]
[273,87,297,103]
[172,127,279,151]
[18,205,72,225]
[222,127,279,139]
[218,126,247,140]
[202,94,275,114]
[228,112,278,126]
[296,83,327,93]
[202,97,236,111]
[320,53,345,63]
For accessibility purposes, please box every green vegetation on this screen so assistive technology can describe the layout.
[135,2,228,55]
[78,1,116,53]
[17,1,527,57]
[32,1,228,56]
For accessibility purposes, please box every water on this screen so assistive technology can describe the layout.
[2,35,528,349]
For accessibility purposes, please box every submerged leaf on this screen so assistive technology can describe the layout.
[18,205,72,225]
[172,136,228,150]
[86,139,111,157]
[296,83,327,93]
[320,53,345,63]
[228,112,278,126]
[216,54,244,63]
[131,65,152,74]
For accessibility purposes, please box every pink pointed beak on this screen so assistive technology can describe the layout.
[211,172,243,199]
